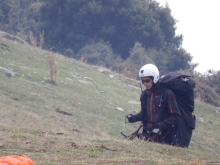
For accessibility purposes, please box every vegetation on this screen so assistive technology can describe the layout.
[0,0,41,38]
[1,2,220,164]
[1,37,220,164]
[0,0,193,75]
[2,0,220,104]
[39,0,194,75]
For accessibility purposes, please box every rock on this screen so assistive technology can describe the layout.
[66,77,74,81]
[0,66,7,71]
[115,107,124,112]
[98,68,104,72]
[31,93,37,96]
[25,139,32,144]
[199,118,204,122]
[109,75,114,78]
[5,70,18,77]
[127,85,140,90]
[215,107,220,113]
[84,77,93,81]
[98,68,108,73]
[128,100,140,105]
[79,80,92,85]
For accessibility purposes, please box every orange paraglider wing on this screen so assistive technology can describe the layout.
[0,155,35,165]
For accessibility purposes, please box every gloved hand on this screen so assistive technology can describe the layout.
[126,114,136,123]
[149,123,160,134]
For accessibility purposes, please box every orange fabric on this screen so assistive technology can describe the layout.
[0,155,35,165]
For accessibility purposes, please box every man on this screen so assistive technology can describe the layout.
[127,64,181,144]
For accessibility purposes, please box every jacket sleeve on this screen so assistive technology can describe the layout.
[134,90,148,121]
[158,89,181,130]
[134,103,144,121]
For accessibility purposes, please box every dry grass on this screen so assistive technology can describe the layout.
[38,30,44,48]
[47,51,57,83]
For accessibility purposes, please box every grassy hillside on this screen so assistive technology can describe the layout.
[0,37,220,165]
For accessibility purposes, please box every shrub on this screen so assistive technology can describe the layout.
[47,52,57,84]
[64,48,75,58]
[195,80,220,107]
[122,42,154,79]
[77,41,121,68]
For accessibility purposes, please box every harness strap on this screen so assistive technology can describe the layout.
[158,125,174,143]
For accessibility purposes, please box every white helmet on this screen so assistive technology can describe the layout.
[139,64,159,83]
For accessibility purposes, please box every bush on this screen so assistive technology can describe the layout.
[77,41,122,68]
[195,80,220,107]
[145,49,169,76]
[64,48,75,58]
[122,42,154,78]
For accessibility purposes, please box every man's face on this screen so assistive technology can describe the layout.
[141,77,153,89]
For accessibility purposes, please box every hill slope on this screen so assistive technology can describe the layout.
[0,37,220,165]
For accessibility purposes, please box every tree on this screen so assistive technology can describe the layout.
[0,0,41,36]
[0,0,18,33]
[77,41,121,68]
[0,0,193,72]
[122,42,154,78]
[166,48,192,71]
[39,0,188,67]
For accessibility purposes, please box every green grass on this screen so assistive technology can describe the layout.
[0,37,220,164]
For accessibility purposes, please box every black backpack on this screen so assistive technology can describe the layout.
[159,72,196,147]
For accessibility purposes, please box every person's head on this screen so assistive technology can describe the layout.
[139,64,159,89]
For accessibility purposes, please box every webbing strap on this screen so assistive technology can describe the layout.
[159,125,174,143]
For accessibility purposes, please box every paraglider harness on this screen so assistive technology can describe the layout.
[120,83,170,142]
[121,82,173,142]
[120,120,143,140]
[121,116,173,143]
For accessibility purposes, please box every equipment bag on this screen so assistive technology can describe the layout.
[159,72,196,147]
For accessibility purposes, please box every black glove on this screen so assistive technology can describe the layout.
[126,114,137,123]
[149,123,160,134]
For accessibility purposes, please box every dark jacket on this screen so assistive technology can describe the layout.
[135,82,181,143]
